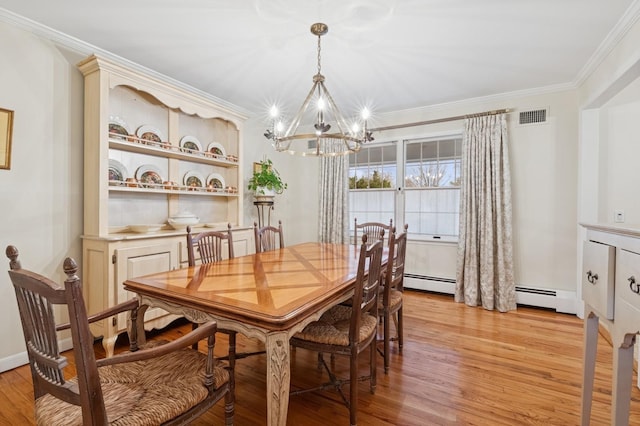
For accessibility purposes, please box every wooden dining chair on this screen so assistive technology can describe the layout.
[290,235,384,426]
[354,217,393,246]
[5,245,235,425]
[378,224,408,374]
[253,220,284,253]
[187,223,234,266]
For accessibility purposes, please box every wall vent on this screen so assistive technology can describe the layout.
[519,109,547,125]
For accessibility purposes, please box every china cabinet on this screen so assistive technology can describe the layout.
[78,54,249,356]
[580,223,640,425]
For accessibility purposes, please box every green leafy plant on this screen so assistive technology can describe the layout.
[248,159,288,194]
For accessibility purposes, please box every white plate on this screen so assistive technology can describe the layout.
[108,159,128,184]
[135,164,163,188]
[108,116,130,140]
[180,135,203,154]
[206,142,226,158]
[129,224,163,233]
[136,124,164,146]
[206,173,225,190]
[183,170,205,189]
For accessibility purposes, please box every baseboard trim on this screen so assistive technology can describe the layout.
[0,337,73,373]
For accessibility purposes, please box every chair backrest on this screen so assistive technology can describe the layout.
[187,223,234,266]
[354,217,393,246]
[383,225,408,302]
[5,245,109,423]
[351,235,384,343]
[254,220,284,253]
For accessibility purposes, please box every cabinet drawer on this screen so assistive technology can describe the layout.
[582,240,615,319]
[615,249,640,326]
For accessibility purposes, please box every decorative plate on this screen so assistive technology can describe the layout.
[179,135,203,154]
[108,116,130,140]
[135,164,163,188]
[206,173,225,190]
[129,224,163,233]
[206,142,226,158]
[108,159,128,184]
[183,170,205,189]
[136,125,164,146]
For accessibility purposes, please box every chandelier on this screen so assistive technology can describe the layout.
[264,23,374,157]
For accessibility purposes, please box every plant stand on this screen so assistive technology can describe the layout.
[254,200,274,228]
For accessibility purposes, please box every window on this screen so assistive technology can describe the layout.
[348,135,462,241]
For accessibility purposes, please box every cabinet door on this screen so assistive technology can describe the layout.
[115,242,179,331]
[582,240,615,319]
[615,249,640,329]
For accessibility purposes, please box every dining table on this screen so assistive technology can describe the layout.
[123,241,385,426]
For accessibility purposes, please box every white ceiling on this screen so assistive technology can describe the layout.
[0,0,637,118]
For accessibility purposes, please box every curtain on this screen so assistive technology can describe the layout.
[455,113,516,312]
[318,145,349,243]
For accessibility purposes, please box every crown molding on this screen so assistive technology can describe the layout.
[574,0,640,86]
[0,7,251,119]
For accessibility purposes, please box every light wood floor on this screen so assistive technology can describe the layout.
[1,290,639,425]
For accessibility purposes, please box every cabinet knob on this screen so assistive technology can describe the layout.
[586,270,598,284]
[628,276,640,294]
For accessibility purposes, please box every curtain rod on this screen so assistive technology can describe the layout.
[370,108,510,132]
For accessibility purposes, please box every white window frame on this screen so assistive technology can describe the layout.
[348,132,462,243]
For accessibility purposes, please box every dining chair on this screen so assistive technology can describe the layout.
[354,217,393,246]
[289,235,384,426]
[5,245,235,425]
[187,225,264,360]
[378,224,408,374]
[187,223,234,266]
[253,220,284,253]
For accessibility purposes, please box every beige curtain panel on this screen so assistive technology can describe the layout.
[455,113,516,312]
[318,142,349,243]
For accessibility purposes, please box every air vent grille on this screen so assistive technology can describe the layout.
[519,109,547,125]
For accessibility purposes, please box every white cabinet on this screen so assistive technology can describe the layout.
[580,224,640,425]
[78,54,248,355]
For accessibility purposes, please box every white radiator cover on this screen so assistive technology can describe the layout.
[404,274,577,314]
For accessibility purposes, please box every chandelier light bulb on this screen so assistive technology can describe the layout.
[269,105,279,118]
[361,108,370,120]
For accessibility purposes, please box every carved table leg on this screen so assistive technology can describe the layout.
[102,334,118,358]
[265,331,290,426]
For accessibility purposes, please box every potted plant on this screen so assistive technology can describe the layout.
[248,158,287,200]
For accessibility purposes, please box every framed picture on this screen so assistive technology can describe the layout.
[0,108,14,170]
[253,162,262,174]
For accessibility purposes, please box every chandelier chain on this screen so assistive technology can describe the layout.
[317,33,322,75]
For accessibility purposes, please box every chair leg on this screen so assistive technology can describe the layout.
[350,350,358,426]
[383,309,390,374]
[370,339,377,394]
[397,307,403,351]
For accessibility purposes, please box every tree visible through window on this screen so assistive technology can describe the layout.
[348,136,462,240]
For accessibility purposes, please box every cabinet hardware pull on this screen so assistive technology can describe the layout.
[628,276,640,294]
[586,270,598,284]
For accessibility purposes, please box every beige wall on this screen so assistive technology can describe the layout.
[0,21,85,369]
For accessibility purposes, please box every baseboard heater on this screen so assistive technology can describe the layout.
[404,274,576,314]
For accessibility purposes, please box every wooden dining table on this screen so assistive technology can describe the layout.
[124,242,383,426]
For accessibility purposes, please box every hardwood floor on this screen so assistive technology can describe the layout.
[1,290,639,425]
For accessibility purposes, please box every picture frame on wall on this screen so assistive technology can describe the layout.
[0,108,14,170]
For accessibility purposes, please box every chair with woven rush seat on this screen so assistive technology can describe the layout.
[5,245,234,425]
[253,220,284,253]
[186,225,264,360]
[354,217,393,247]
[378,224,408,374]
[290,235,384,426]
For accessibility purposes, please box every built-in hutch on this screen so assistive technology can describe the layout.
[580,223,640,425]
[78,54,249,356]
